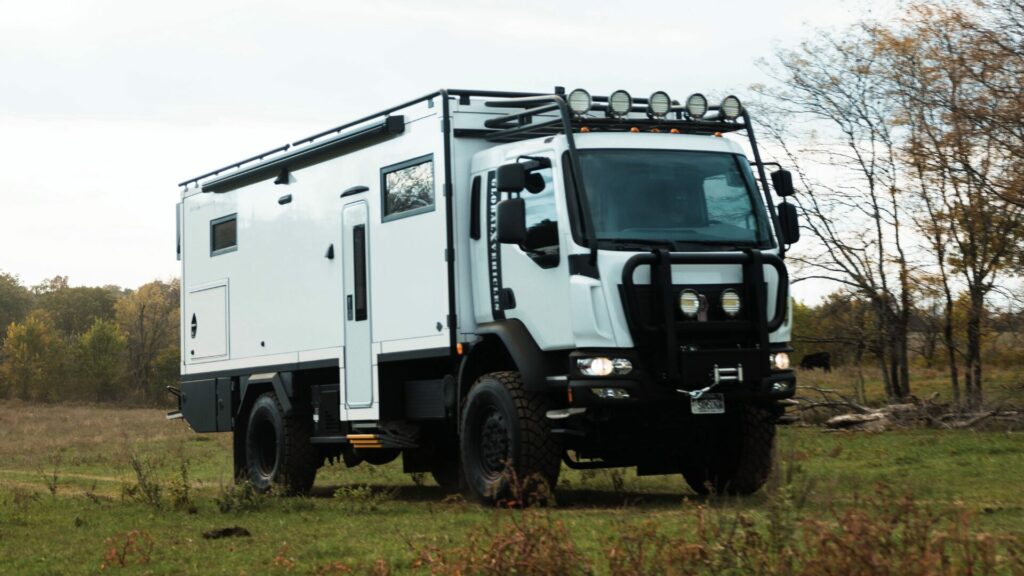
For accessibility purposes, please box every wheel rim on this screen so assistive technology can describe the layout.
[252,417,278,476]
[478,407,510,477]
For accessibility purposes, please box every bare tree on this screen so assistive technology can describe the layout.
[755,30,914,400]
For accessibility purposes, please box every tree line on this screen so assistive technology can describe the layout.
[758,0,1024,407]
[0,273,179,405]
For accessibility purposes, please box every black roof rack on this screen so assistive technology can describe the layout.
[177,88,751,189]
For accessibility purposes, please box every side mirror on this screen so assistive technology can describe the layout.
[496,163,527,193]
[497,198,526,244]
[771,169,795,197]
[777,202,800,245]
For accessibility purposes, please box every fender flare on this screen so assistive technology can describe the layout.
[238,371,294,417]
[471,319,547,392]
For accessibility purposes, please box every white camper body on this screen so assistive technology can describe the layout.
[175,89,799,500]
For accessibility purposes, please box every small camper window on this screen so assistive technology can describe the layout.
[382,155,434,221]
[210,214,237,256]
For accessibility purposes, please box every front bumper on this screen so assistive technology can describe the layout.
[563,370,795,407]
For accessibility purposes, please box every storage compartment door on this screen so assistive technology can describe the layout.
[187,283,229,361]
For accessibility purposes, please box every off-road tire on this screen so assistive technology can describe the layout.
[460,371,560,504]
[244,392,318,495]
[681,403,775,495]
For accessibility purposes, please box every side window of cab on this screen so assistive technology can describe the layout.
[520,165,559,267]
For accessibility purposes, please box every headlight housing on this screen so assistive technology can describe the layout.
[577,357,633,377]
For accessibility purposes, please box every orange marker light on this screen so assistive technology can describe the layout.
[630,127,640,133]
[670,128,681,134]
[650,128,660,133]
[568,386,574,403]
[713,131,723,137]
[580,126,590,133]
[456,342,464,355]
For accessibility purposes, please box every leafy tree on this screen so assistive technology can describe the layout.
[76,318,128,402]
[0,272,33,345]
[0,310,67,401]
[33,275,119,337]
[116,280,180,402]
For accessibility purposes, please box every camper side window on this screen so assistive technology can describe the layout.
[210,214,237,256]
[382,155,434,221]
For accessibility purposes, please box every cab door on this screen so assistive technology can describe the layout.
[482,153,573,349]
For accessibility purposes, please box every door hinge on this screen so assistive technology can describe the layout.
[446,314,457,329]
[444,248,454,262]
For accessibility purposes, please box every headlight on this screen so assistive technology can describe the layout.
[577,357,633,376]
[647,91,671,118]
[720,95,743,120]
[721,289,741,317]
[591,387,631,400]
[678,289,701,318]
[608,90,633,117]
[770,352,791,371]
[577,357,613,377]
[685,93,708,119]
[568,88,592,115]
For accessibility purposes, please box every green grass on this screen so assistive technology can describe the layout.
[0,401,1021,574]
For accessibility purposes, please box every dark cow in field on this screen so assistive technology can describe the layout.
[799,351,832,372]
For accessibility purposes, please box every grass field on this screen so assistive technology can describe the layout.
[0,399,1021,574]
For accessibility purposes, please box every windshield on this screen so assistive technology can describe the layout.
[576,149,772,251]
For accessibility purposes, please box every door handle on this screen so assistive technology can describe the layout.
[346,295,353,321]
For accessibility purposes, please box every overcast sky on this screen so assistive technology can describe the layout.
[0,0,888,301]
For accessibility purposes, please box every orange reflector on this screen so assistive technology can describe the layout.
[670,128,681,134]
[456,343,464,355]
[580,126,590,133]
[568,386,574,403]
[630,127,640,133]
[713,131,723,137]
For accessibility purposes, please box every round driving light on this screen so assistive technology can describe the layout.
[608,90,633,117]
[678,289,701,318]
[721,289,742,317]
[721,95,743,120]
[771,352,791,371]
[568,88,592,115]
[647,91,671,118]
[685,93,708,119]
[577,357,614,377]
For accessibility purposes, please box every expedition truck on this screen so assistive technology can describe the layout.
[172,88,801,501]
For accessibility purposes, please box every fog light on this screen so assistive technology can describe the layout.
[647,91,671,118]
[608,90,633,117]
[721,95,743,120]
[568,88,592,115]
[772,380,793,393]
[578,357,614,377]
[770,352,791,371]
[685,93,708,119]
[679,289,701,318]
[591,387,631,400]
[721,289,741,317]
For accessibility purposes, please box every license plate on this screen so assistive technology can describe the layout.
[691,393,725,415]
